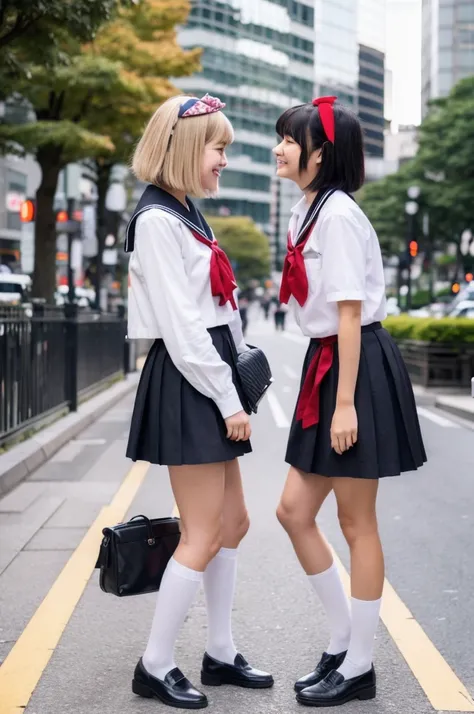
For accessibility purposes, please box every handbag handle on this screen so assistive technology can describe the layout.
[129,515,156,546]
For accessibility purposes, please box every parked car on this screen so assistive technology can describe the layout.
[447,300,474,318]
[0,273,31,305]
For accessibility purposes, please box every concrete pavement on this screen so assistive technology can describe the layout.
[1,320,474,714]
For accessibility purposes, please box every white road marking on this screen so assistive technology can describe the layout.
[267,391,291,428]
[73,438,107,446]
[282,332,308,345]
[417,407,460,428]
[51,442,84,463]
[283,365,299,380]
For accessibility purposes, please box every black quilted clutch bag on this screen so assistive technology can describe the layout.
[95,515,180,597]
[236,345,273,414]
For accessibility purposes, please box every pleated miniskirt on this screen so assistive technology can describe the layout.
[286,323,427,479]
[126,325,252,466]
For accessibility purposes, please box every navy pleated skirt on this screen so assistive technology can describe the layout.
[285,323,427,479]
[126,325,252,466]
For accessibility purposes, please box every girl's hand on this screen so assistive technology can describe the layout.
[225,410,251,442]
[331,404,358,455]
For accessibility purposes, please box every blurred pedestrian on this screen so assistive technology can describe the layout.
[273,300,287,331]
[125,94,273,709]
[273,97,426,707]
[261,294,271,320]
[239,293,249,335]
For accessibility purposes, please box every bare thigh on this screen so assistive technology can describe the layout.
[331,477,379,542]
[169,462,226,571]
[277,466,333,530]
[221,459,250,548]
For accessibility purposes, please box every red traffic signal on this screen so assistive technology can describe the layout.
[466,273,473,283]
[409,240,418,258]
[20,199,35,223]
[452,282,461,294]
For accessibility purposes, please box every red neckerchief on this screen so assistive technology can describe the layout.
[279,189,336,307]
[191,230,237,310]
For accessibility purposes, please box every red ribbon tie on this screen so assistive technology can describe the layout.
[296,335,337,428]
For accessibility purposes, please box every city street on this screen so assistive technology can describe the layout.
[1,318,474,714]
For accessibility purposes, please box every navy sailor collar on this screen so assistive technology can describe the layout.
[125,185,214,253]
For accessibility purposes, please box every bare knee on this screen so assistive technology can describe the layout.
[338,512,379,548]
[236,511,250,542]
[179,524,223,569]
[277,500,315,534]
[222,510,250,548]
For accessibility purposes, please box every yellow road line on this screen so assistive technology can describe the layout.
[0,461,149,714]
[331,550,474,712]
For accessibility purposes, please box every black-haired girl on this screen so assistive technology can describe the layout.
[273,97,426,707]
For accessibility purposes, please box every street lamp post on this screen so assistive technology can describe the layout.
[404,186,420,312]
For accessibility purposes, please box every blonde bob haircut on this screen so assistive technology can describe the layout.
[132,95,234,198]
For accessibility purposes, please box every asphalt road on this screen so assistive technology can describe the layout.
[1,316,473,714]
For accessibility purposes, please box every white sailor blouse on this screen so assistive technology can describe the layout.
[125,185,247,419]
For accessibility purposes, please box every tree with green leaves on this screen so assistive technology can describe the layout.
[359,76,474,263]
[81,0,201,305]
[0,1,122,93]
[207,215,271,286]
[0,0,199,301]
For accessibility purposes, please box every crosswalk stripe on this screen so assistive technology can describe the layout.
[417,406,459,428]
[267,391,291,428]
[283,365,299,380]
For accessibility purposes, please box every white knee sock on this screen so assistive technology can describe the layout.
[308,562,351,655]
[203,547,239,664]
[337,597,381,680]
[142,558,203,681]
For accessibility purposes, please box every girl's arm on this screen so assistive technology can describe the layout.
[332,300,361,454]
[135,210,243,419]
[318,210,369,454]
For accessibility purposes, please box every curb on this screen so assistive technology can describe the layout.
[435,395,474,423]
[0,373,139,497]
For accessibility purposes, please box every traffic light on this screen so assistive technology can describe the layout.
[452,282,461,294]
[409,240,418,258]
[56,210,68,223]
[20,199,35,223]
[466,273,473,283]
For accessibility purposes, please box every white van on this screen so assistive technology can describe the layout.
[0,273,32,305]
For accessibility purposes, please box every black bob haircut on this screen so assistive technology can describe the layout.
[275,102,365,194]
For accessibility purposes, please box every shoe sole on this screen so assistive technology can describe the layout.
[295,681,323,693]
[201,671,274,689]
[132,679,208,709]
[296,685,376,707]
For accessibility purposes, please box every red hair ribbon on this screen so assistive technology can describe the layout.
[312,96,337,144]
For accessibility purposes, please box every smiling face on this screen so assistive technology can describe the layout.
[200,140,228,193]
[273,135,322,191]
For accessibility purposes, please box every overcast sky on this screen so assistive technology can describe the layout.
[385,0,422,128]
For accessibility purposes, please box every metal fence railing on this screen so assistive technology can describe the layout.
[0,303,139,446]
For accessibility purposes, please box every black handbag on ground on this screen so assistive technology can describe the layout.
[95,514,180,597]
[236,345,273,414]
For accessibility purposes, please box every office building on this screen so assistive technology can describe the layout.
[357,0,387,157]
[422,0,474,116]
[177,0,316,234]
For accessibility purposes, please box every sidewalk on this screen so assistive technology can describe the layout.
[0,373,140,497]
[2,328,474,713]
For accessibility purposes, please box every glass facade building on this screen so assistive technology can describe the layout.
[177,0,316,233]
[357,0,386,158]
[422,0,474,117]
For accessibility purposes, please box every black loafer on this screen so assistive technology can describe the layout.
[132,659,208,709]
[296,665,376,707]
[201,652,274,689]
[295,651,347,692]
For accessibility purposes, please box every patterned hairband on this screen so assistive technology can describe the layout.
[312,96,338,144]
[166,94,226,151]
[178,93,226,118]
